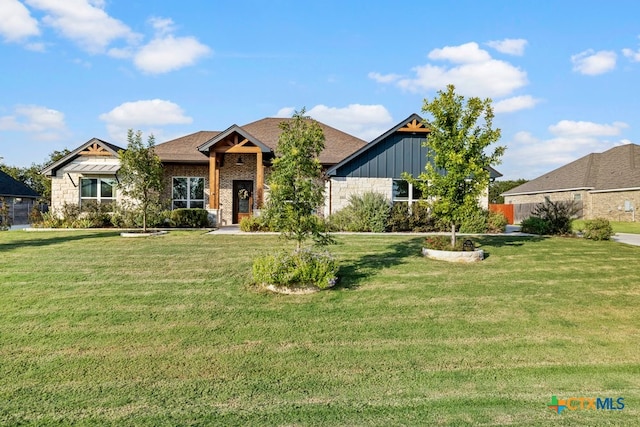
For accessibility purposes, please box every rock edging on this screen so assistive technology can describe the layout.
[422,247,484,263]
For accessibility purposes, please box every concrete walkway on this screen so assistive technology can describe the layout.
[612,233,640,246]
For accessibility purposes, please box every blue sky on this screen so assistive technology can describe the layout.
[1,0,640,179]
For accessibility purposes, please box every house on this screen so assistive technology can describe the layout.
[43,118,367,226]
[503,144,640,222]
[43,114,502,226]
[0,169,40,225]
[325,113,502,216]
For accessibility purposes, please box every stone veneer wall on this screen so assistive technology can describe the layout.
[50,157,124,216]
[325,177,393,216]
[162,163,210,208]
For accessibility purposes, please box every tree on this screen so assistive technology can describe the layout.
[263,109,330,249]
[118,130,164,232]
[489,179,528,204]
[0,148,71,202]
[411,85,505,247]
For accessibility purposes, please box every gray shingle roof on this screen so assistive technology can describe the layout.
[154,118,367,165]
[503,144,640,195]
[0,170,40,198]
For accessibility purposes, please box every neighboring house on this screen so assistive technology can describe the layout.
[0,169,40,225]
[325,113,502,216]
[503,144,640,222]
[43,114,503,226]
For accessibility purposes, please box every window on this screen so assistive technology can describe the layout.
[80,177,116,206]
[172,177,205,209]
[393,179,424,203]
[573,193,582,201]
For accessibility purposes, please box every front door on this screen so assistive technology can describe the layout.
[233,180,253,224]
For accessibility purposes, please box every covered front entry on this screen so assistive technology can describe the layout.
[233,180,253,224]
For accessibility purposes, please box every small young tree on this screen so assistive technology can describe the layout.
[263,108,330,248]
[411,85,505,247]
[118,130,164,232]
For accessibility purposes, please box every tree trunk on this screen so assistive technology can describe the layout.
[451,223,456,248]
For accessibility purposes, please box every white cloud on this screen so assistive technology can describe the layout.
[622,47,640,62]
[493,95,540,113]
[428,42,492,63]
[149,16,176,36]
[571,49,616,75]
[0,0,40,42]
[382,42,528,98]
[25,0,139,53]
[368,71,402,84]
[0,104,67,140]
[486,38,528,56]
[133,35,211,74]
[99,99,192,141]
[502,120,629,178]
[548,120,627,137]
[276,104,394,141]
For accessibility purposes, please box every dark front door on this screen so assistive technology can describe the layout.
[233,180,253,224]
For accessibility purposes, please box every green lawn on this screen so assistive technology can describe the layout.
[1,231,639,426]
[573,220,640,234]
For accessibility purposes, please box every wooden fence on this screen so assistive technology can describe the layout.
[490,201,584,224]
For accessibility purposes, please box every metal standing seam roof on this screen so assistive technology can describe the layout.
[63,163,121,173]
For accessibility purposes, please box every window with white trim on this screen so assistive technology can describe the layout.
[392,179,424,203]
[172,177,205,209]
[80,177,116,206]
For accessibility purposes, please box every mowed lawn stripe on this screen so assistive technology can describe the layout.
[0,231,638,425]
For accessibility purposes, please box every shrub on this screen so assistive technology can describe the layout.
[423,235,468,251]
[169,208,210,228]
[240,216,270,232]
[487,211,508,234]
[532,200,578,235]
[0,197,10,231]
[583,218,614,241]
[520,216,550,235]
[387,202,410,231]
[409,202,443,232]
[460,209,488,234]
[253,248,338,289]
[329,192,390,232]
[80,201,112,228]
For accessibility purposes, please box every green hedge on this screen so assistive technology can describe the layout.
[169,208,210,228]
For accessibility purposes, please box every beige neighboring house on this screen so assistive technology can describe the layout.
[503,144,640,221]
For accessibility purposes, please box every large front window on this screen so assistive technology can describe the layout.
[172,177,204,209]
[393,179,424,203]
[80,177,116,206]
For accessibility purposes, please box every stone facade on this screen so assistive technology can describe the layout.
[50,157,124,215]
[325,177,393,216]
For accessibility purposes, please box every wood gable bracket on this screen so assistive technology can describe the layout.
[214,134,261,153]
[79,142,112,156]
[398,119,430,133]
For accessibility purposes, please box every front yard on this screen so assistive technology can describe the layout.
[0,231,638,425]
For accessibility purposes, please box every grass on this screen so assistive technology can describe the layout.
[0,230,639,426]
[573,219,640,234]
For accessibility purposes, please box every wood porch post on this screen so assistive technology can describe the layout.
[256,151,264,208]
[209,152,218,209]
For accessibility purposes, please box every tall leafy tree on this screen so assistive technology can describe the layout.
[489,179,528,204]
[1,148,71,202]
[264,109,330,248]
[118,130,164,232]
[412,85,505,247]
